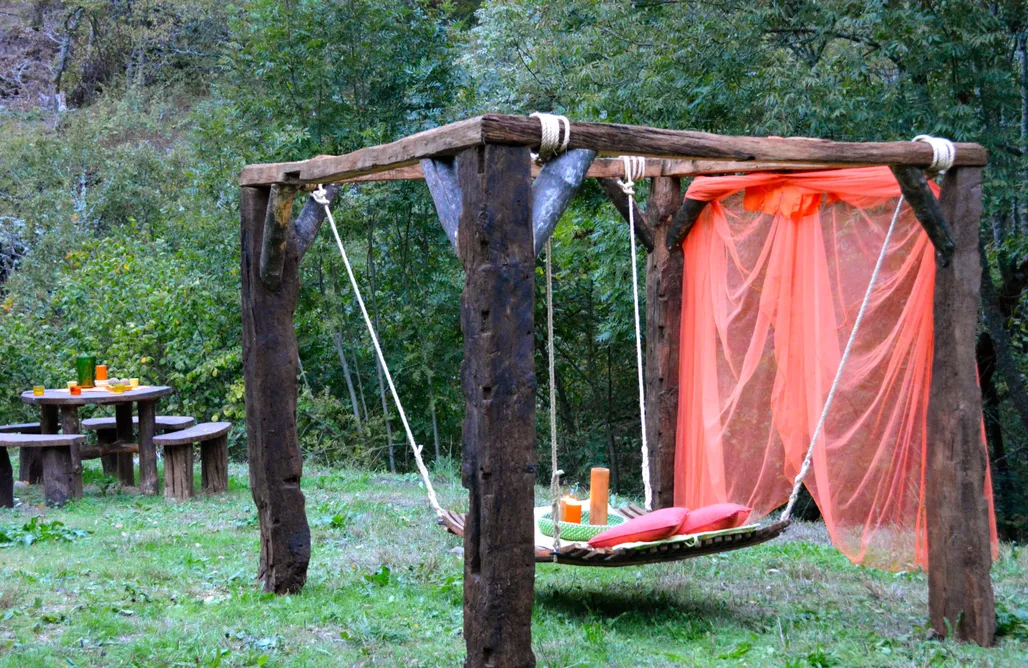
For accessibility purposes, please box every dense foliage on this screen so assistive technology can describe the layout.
[2,0,1028,537]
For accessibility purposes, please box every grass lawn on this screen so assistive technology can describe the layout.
[0,458,1026,667]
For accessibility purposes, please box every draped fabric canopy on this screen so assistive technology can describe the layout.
[674,167,996,570]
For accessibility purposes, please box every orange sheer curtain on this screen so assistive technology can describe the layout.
[674,166,996,570]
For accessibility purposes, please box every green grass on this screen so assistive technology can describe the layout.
[0,458,1026,666]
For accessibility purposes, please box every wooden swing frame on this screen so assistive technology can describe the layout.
[239,114,995,666]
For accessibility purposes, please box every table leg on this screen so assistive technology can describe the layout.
[115,404,136,487]
[59,406,83,500]
[138,401,158,495]
[21,405,56,484]
[0,448,13,508]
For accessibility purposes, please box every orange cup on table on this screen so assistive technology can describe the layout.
[70,385,82,396]
[95,365,108,381]
[560,495,583,524]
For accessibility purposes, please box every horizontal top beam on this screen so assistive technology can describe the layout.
[239,114,988,186]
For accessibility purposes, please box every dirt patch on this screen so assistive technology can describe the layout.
[0,1,58,111]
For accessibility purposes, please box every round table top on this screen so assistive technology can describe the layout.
[21,385,173,407]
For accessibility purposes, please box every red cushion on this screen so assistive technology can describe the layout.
[587,507,690,548]
[676,503,751,535]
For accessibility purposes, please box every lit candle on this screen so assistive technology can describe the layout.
[589,467,610,525]
[560,495,583,524]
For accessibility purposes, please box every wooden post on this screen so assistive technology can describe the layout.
[201,434,229,494]
[240,185,311,594]
[0,449,12,508]
[137,401,159,494]
[926,167,995,646]
[456,144,537,668]
[41,446,74,507]
[644,177,684,510]
[59,406,83,500]
[163,442,194,501]
[20,405,54,483]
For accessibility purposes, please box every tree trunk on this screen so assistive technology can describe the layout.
[332,329,364,434]
[926,167,995,646]
[643,177,684,509]
[979,243,1028,435]
[240,185,311,594]
[457,143,537,668]
[366,222,396,472]
[976,334,1015,538]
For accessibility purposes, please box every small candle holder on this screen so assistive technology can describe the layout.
[70,385,82,396]
[95,364,108,382]
[129,378,139,388]
[32,385,45,397]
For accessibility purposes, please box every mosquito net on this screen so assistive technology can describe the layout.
[674,166,997,570]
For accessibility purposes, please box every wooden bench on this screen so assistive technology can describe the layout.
[0,422,42,435]
[81,415,196,485]
[0,434,85,507]
[153,422,230,501]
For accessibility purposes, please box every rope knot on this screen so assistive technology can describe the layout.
[619,155,646,196]
[912,135,956,174]
[531,112,570,164]
[312,186,330,206]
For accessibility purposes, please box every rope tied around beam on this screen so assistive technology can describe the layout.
[618,155,653,510]
[531,112,570,164]
[913,135,956,175]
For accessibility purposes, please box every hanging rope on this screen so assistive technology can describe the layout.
[545,239,562,558]
[312,186,443,516]
[618,155,653,510]
[779,134,954,522]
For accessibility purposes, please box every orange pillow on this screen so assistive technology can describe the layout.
[588,507,690,549]
[676,503,751,535]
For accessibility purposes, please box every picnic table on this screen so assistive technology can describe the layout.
[21,385,173,496]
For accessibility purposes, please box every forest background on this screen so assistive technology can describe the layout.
[2,0,1028,539]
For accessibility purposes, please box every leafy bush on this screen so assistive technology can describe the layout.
[0,517,90,548]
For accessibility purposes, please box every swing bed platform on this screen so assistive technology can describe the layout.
[438,505,791,567]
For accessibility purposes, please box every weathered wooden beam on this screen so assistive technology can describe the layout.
[532,149,596,255]
[456,143,537,667]
[480,115,989,167]
[666,198,709,251]
[260,185,298,290]
[644,177,684,510]
[239,115,988,186]
[598,177,653,252]
[241,185,311,594]
[421,157,461,250]
[337,158,873,183]
[925,166,995,646]
[890,166,955,266]
[294,184,340,259]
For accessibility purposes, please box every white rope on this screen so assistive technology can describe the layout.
[545,239,562,558]
[618,156,652,510]
[312,186,443,516]
[912,135,956,173]
[779,193,905,522]
[530,112,570,163]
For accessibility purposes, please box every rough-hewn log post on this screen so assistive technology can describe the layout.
[456,144,537,668]
[926,166,995,646]
[137,401,159,495]
[240,185,311,594]
[260,185,298,290]
[20,406,54,483]
[59,406,83,500]
[644,177,684,509]
[0,449,12,508]
[201,434,229,494]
